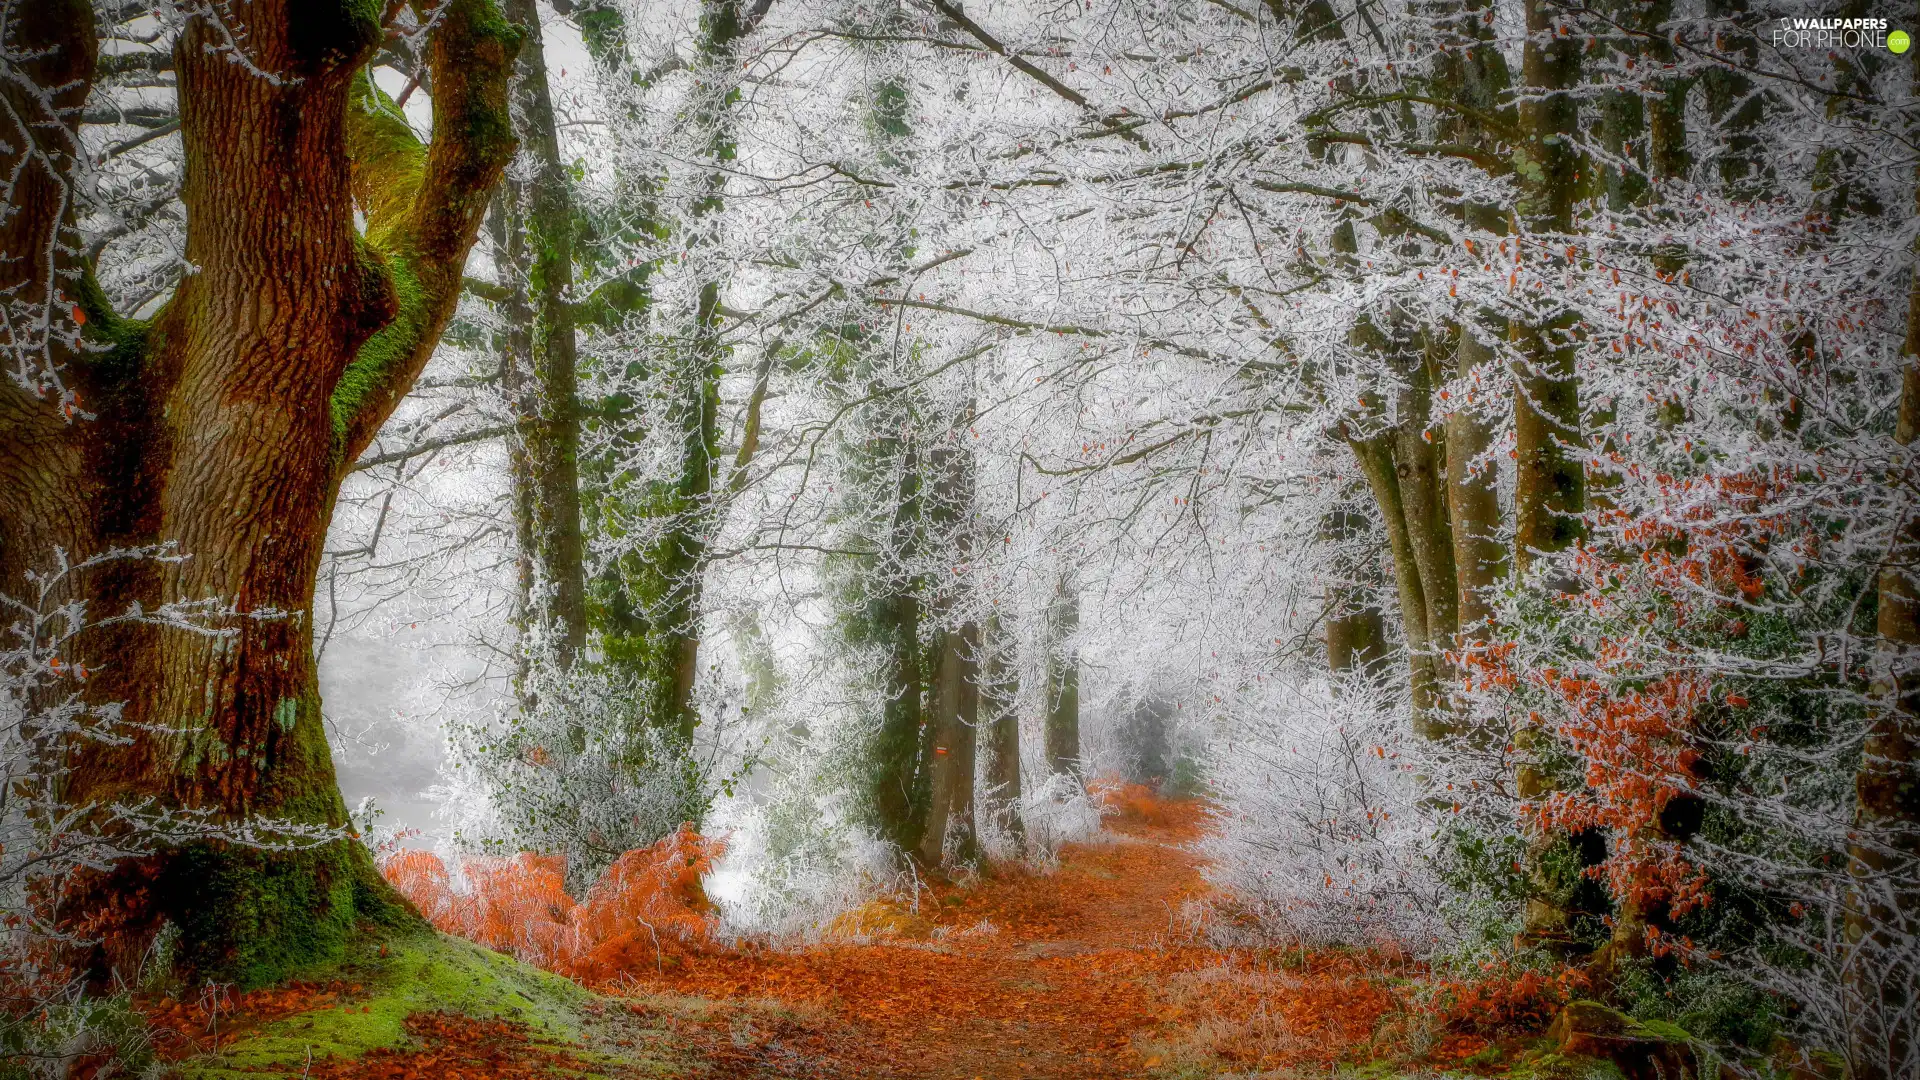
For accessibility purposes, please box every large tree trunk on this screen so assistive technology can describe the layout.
[1509,0,1585,578]
[0,1,518,985]
[920,622,981,867]
[1422,0,1510,648]
[495,0,588,668]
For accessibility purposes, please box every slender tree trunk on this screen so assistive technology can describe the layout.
[1339,265,1455,727]
[1,1,518,984]
[658,279,723,739]
[496,0,588,667]
[1510,0,1585,578]
[1848,42,1920,1077]
[981,612,1025,844]
[1444,325,1506,634]
[867,436,930,856]
[1349,411,1446,727]
[919,435,981,867]
[618,0,771,740]
[1323,508,1390,679]
[490,193,542,689]
[1044,577,1081,776]
[1397,332,1460,650]
[1511,0,1586,949]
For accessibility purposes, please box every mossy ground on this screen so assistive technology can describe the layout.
[176,930,659,1078]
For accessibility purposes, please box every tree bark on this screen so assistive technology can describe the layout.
[1510,0,1585,578]
[1345,312,1457,733]
[0,0,518,985]
[1423,0,1510,643]
[495,0,588,667]
[981,611,1024,844]
[921,623,981,867]
[597,0,768,740]
[1349,429,1443,724]
[866,436,930,856]
[1443,325,1506,634]
[1044,577,1081,776]
[1848,40,1920,1078]
[1511,0,1586,948]
[919,436,981,868]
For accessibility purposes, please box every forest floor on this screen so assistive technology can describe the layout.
[600,796,1480,1079]
[161,798,1516,1079]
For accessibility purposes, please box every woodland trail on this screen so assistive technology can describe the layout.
[133,798,1450,1078]
[637,802,1217,1078]
[619,798,1415,1079]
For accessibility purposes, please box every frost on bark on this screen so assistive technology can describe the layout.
[493,0,589,671]
[860,435,930,857]
[0,0,519,984]
[593,0,766,742]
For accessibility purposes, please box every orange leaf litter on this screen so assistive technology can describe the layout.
[143,788,1552,1077]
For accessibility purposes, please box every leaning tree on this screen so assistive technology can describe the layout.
[0,0,518,984]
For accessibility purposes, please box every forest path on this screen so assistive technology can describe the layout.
[626,800,1237,1078]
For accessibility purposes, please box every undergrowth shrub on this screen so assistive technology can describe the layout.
[436,657,710,895]
[380,825,725,981]
[1008,771,1103,862]
[1422,961,1592,1036]
[1200,675,1451,951]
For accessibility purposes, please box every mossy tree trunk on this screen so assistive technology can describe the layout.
[1422,0,1512,641]
[598,0,768,742]
[1442,325,1507,635]
[865,435,931,856]
[493,0,589,670]
[1345,312,1456,734]
[0,1,519,985]
[1509,0,1585,580]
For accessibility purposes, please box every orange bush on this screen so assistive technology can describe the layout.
[1426,962,1591,1035]
[379,825,725,982]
